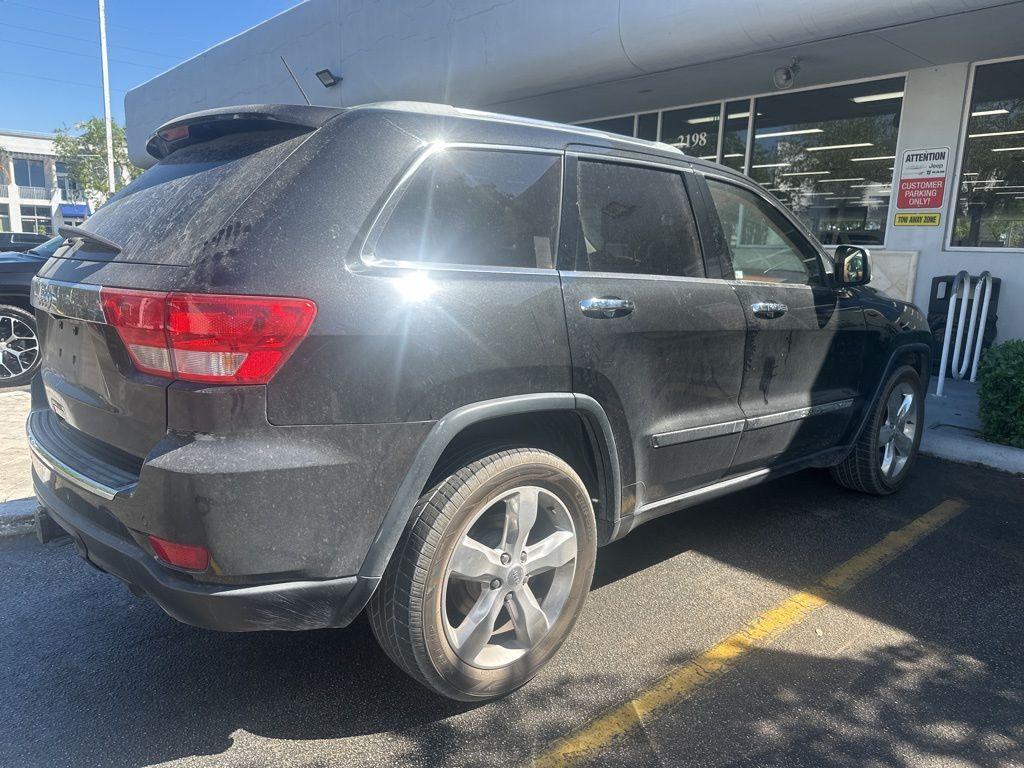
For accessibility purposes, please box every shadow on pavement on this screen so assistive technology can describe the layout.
[2,456,1022,766]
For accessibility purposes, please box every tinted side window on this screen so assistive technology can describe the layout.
[571,160,704,278]
[372,149,561,269]
[705,178,822,285]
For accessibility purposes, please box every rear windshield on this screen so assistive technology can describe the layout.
[60,128,310,265]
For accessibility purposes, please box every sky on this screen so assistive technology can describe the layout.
[0,0,301,135]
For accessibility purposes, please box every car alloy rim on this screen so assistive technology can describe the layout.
[878,382,917,480]
[0,314,39,381]
[441,485,578,669]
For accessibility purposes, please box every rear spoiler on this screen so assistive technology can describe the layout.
[146,104,344,160]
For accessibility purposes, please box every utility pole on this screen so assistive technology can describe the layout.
[98,0,116,194]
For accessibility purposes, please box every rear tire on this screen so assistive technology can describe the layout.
[0,304,40,387]
[830,365,924,495]
[368,448,597,701]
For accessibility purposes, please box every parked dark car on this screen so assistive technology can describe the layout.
[28,103,930,701]
[0,235,63,386]
[0,231,49,252]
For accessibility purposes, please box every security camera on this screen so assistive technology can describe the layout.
[773,58,801,90]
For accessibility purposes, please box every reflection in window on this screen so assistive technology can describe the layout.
[578,115,635,137]
[721,100,750,172]
[748,78,904,246]
[572,161,703,277]
[951,59,1024,248]
[660,103,719,160]
[706,178,821,285]
[373,149,561,269]
[0,204,9,231]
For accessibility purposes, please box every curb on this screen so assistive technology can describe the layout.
[921,427,1024,476]
[0,497,36,538]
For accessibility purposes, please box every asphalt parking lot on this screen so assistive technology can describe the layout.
[2,455,1023,768]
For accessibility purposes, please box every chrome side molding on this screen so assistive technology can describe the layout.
[650,398,855,448]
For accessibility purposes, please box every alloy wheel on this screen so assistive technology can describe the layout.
[0,314,39,382]
[878,382,917,480]
[441,485,578,669]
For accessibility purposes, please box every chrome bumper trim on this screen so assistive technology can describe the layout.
[27,419,129,501]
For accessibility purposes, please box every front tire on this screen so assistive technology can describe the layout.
[368,448,597,701]
[831,365,924,495]
[0,305,40,387]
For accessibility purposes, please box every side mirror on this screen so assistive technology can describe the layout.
[834,245,871,287]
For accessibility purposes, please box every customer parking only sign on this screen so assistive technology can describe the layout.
[894,147,949,227]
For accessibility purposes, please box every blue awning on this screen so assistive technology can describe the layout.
[59,203,90,217]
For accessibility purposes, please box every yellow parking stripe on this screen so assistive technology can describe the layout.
[532,498,966,767]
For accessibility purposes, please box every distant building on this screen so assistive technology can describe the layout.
[0,130,91,236]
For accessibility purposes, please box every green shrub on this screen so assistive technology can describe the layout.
[977,339,1024,449]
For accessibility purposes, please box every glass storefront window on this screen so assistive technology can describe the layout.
[748,78,904,246]
[578,115,635,137]
[636,112,658,141]
[0,204,9,231]
[951,59,1024,248]
[721,100,749,172]
[660,103,719,160]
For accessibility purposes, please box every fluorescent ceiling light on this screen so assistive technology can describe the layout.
[962,172,979,176]
[849,183,892,188]
[817,178,866,183]
[723,153,743,158]
[687,115,719,124]
[806,142,873,152]
[780,170,830,176]
[995,191,1023,195]
[851,155,896,162]
[963,179,1004,184]
[699,155,716,160]
[752,162,790,168]
[756,128,824,139]
[972,108,1010,117]
[851,91,904,103]
[991,146,1024,152]
[969,129,1024,138]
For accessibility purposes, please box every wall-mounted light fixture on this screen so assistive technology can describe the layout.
[316,69,340,88]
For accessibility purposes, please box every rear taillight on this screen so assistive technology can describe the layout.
[148,535,210,571]
[100,288,316,385]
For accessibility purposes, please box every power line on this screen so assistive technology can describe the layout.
[0,67,126,93]
[0,0,207,46]
[0,35,164,70]
[0,19,188,61]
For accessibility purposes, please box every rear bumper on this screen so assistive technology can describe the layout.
[33,468,375,632]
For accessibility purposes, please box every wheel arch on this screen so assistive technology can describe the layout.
[357,393,621,584]
[849,341,931,447]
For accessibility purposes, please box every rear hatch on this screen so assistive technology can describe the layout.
[32,107,336,461]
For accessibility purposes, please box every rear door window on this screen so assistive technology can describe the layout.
[569,160,704,277]
[370,148,561,269]
[705,178,823,285]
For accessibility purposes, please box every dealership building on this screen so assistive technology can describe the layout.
[124,0,1024,341]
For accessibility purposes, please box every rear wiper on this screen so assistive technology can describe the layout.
[58,226,122,255]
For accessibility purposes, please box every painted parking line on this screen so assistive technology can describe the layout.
[532,498,967,768]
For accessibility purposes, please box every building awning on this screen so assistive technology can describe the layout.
[58,203,90,217]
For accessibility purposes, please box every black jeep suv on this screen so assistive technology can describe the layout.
[28,103,930,701]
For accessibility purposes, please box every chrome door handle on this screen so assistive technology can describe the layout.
[580,296,635,319]
[751,301,788,319]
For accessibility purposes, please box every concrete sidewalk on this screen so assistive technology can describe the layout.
[921,378,1024,476]
[0,389,35,536]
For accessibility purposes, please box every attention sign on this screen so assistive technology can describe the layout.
[895,147,949,224]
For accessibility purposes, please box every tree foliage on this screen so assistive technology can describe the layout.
[53,118,142,204]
